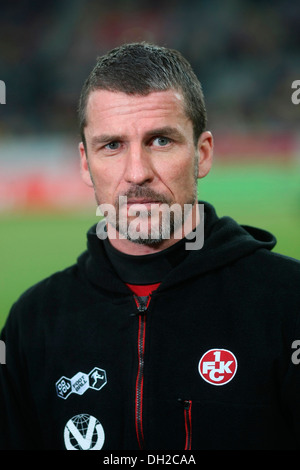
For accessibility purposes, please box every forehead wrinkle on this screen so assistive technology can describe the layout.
[86,89,186,122]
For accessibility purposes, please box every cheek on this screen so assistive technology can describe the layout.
[161,156,196,191]
[89,159,130,205]
[88,164,115,199]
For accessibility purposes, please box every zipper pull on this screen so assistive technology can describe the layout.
[178,398,191,409]
[134,295,150,314]
[137,303,147,313]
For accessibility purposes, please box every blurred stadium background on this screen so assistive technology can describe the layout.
[0,0,299,328]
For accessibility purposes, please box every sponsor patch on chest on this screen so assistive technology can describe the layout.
[64,414,105,450]
[56,367,107,399]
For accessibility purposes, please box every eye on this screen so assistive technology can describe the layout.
[152,136,171,147]
[104,141,120,150]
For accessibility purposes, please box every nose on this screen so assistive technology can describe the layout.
[123,144,154,185]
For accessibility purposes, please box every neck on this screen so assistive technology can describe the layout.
[107,202,200,255]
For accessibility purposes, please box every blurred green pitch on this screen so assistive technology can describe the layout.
[1,163,299,329]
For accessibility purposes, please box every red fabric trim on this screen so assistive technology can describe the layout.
[184,400,192,450]
[126,282,160,297]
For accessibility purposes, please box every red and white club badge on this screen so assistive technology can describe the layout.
[198,349,238,386]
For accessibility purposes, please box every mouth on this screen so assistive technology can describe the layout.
[126,198,161,205]
[116,190,170,214]
[125,200,162,213]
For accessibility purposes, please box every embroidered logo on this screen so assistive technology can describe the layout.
[198,348,237,386]
[56,367,107,399]
[64,414,105,450]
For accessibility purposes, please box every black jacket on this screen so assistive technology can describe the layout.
[1,201,300,450]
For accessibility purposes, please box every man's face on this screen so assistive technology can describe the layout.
[79,89,212,249]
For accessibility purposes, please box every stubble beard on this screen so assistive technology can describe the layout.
[94,183,197,246]
[93,157,199,246]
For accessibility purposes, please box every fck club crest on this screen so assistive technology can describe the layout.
[198,349,237,386]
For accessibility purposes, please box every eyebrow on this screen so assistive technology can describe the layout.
[90,134,125,150]
[144,126,185,142]
[90,126,185,150]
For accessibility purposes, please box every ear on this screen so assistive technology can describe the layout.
[196,131,213,179]
[79,142,94,187]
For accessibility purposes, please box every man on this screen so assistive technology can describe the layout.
[0,42,300,450]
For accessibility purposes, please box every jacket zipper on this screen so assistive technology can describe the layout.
[179,399,192,450]
[134,295,150,450]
